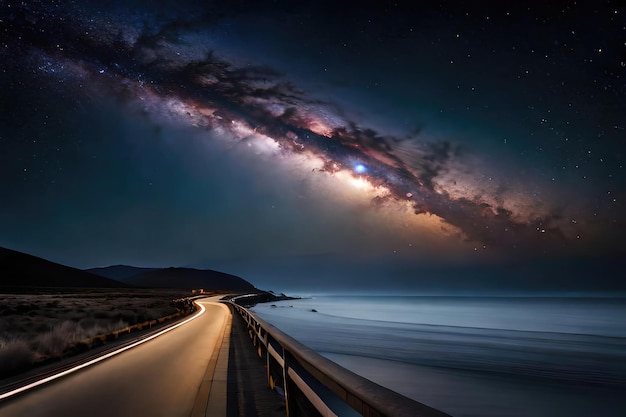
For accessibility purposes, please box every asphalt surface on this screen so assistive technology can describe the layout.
[0,297,230,417]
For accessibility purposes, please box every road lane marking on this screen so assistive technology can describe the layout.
[0,302,208,401]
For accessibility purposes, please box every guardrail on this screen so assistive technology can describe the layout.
[228,302,451,417]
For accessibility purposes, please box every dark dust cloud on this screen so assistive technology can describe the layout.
[1,1,624,291]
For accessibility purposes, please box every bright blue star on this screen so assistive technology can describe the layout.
[354,163,367,174]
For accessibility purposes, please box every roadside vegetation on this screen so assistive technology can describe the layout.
[0,289,195,379]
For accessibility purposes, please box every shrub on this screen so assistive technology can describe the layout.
[34,322,51,333]
[79,318,96,330]
[65,341,89,356]
[35,321,83,358]
[0,338,33,378]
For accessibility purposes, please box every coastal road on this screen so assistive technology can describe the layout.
[0,297,230,417]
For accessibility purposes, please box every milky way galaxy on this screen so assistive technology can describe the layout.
[1,1,625,291]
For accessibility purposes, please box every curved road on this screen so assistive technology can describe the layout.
[0,297,230,417]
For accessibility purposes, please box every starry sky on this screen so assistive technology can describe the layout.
[1,1,624,292]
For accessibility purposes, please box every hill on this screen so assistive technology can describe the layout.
[120,267,256,292]
[86,265,156,281]
[0,247,128,288]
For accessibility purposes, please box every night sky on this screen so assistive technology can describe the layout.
[1,1,624,292]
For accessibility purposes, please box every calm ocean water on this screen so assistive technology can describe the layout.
[250,295,626,417]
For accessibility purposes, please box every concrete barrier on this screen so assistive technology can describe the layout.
[228,302,452,417]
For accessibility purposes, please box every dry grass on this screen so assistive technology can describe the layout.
[0,289,192,379]
[0,338,32,377]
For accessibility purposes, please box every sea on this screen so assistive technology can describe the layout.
[250,295,626,417]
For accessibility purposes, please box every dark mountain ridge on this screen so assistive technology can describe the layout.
[115,266,256,292]
[0,246,127,288]
[1,246,257,292]
[86,265,156,281]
